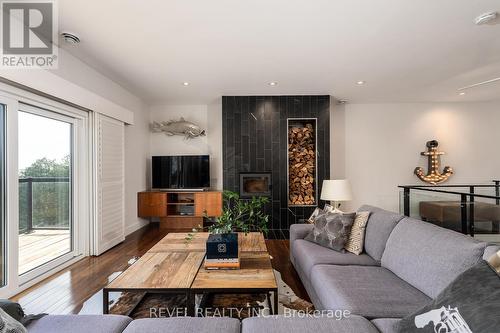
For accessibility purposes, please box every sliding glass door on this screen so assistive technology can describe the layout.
[0,87,89,298]
[18,109,73,275]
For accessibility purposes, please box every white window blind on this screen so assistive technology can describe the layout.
[94,114,125,255]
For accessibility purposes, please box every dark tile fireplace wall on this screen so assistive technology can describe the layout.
[222,96,330,239]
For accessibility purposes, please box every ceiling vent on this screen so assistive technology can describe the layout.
[60,32,80,44]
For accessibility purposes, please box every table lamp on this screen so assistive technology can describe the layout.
[320,179,353,212]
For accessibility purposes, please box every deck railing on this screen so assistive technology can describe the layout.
[19,177,70,234]
[399,180,500,237]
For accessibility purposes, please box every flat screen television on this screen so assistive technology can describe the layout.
[152,155,210,190]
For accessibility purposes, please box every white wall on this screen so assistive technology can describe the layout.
[54,50,151,234]
[150,105,210,155]
[0,49,135,124]
[330,99,346,180]
[124,108,150,234]
[50,49,143,114]
[338,102,500,212]
[149,103,223,189]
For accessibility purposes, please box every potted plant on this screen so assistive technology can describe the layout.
[208,190,269,234]
[188,190,269,269]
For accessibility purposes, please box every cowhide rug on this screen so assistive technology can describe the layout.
[79,258,313,319]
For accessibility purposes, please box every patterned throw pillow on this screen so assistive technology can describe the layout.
[396,260,500,333]
[0,308,27,333]
[344,211,371,255]
[304,212,356,252]
[307,207,323,224]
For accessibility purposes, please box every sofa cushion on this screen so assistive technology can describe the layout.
[242,315,379,333]
[310,265,430,319]
[292,258,325,309]
[122,317,240,333]
[381,217,487,298]
[483,244,500,260]
[290,224,313,243]
[292,239,378,279]
[26,315,132,333]
[396,260,500,333]
[304,212,356,252]
[357,205,404,262]
[370,318,400,333]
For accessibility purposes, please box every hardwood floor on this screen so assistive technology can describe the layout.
[11,224,309,314]
[266,239,310,302]
[19,229,71,275]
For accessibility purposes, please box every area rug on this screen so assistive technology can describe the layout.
[79,258,314,319]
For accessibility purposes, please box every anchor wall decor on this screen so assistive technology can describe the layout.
[414,140,454,185]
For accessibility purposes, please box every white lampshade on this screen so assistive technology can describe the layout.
[320,179,353,202]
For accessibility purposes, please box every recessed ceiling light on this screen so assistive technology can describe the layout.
[269,82,278,86]
[459,92,466,96]
[60,32,80,44]
[356,80,366,85]
[182,82,190,86]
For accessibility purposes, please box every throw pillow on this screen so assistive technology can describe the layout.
[304,212,356,252]
[487,249,500,274]
[344,211,371,255]
[307,207,323,224]
[323,204,335,213]
[396,260,500,333]
[0,300,24,323]
[0,308,27,333]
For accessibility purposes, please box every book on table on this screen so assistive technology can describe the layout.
[204,233,240,269]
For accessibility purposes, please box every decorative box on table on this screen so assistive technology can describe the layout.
[204,233,240,269]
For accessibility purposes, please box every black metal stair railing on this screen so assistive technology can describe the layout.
[399,180,500,237]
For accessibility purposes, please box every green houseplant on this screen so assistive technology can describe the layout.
[204,191,269,267]
[209,190,269,235]
[185,190,269,242]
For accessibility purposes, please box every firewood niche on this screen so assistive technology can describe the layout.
[288,119,317,206]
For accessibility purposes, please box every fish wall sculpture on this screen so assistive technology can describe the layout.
[151,117,206,139]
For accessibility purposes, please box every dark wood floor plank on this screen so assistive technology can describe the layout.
[265,239,310,302]
[11,224,309,314]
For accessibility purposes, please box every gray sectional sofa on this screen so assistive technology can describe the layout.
[26,316,241,333]
[288,204,499,332]
[24,205,499,333]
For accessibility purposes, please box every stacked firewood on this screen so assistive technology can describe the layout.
[288,123,316,205]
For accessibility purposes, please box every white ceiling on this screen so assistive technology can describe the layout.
[59,0,500,104]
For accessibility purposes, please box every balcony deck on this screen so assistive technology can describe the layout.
[19,229,71,275]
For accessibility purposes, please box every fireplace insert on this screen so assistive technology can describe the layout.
[239,173,272,198]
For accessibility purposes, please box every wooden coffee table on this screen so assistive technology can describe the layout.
[103,232,278,316]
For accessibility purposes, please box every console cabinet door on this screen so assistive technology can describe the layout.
[194,192,222,217]
[138,192,167,217]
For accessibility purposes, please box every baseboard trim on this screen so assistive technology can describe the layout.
[125,219,150,236]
